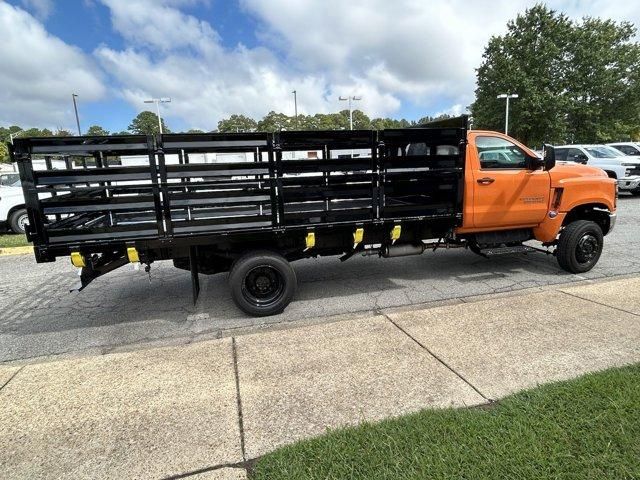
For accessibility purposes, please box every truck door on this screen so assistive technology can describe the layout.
[470,134,550,229]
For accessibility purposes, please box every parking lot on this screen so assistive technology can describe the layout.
[1,195,638,364]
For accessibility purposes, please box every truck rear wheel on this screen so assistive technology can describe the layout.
[556,220,603,273]
[229,250,296,316]
[9,208,28,234]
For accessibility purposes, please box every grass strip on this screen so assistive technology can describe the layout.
[252,364,640,479]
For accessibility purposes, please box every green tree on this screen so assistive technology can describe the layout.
[472,5,640,146]
[564,17,640,142]
[54,129,73,137]
[128,111,170,135]
[86,125,110,136]
[257,111,292,132]
[0,141,9,163]
[217,114,257,133]
[186,128,205,133]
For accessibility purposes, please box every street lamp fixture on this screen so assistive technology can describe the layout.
[292,90,298,129]
[9,129,26,145]
[339,95,362,130]
[144,97,171,134]
[496,93,518,135]
[72,94,82,136]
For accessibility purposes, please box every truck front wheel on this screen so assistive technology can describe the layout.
[556,220,603,273]
[229,250,297,316]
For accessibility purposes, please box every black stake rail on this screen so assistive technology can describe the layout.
[9,118,467,261]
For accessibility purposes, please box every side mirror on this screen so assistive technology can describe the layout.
[542,144,556,170]
[526,156,544,170]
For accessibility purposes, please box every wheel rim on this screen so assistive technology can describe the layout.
[17,214,28,233]
[242,265,285,307]
[576,233,599,264]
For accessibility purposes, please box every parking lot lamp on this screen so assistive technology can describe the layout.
[497,93,518,135]
[292,90,298,129]
[144,98,171,134]
[72,94,82,135]
[339,95,362,130]
[9,129,25,145]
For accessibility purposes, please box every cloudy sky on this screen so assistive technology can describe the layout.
[1,0,640,132]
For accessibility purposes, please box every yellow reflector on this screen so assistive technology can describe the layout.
[127,247,140,263]
[353,228,364,245]
[70,251,85,268]
[391,225,401,243]
[305,232,315,250]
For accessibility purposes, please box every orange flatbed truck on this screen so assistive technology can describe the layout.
[11,116,616,316]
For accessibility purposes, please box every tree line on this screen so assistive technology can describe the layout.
[0,111,449,163]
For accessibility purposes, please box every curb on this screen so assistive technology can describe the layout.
[0,245,33,256]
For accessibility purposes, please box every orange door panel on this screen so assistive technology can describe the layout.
[468,133,551,229]
[472,169,550,228]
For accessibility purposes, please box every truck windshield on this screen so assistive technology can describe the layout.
[585,147,621,159]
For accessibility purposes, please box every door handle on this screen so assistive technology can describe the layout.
[477,177,495,185]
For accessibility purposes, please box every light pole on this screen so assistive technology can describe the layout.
[72,93,82,135]
[339,95,362,130]
[144,97,171,134]
[9,129,25,145]
[496,93,518,135]
[292,90,298,129]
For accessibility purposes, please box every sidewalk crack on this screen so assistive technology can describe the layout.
[379,311,493,403]
[232,337,247,462]
[560,290,640,318]
[0,365,25,394]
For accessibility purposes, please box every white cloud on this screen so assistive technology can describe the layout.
[20,0,53,20]
[242,0,640,116]
[3,0,640,130]
[99,0,219,52]
[0,2,106,128]
[96,0,405,129]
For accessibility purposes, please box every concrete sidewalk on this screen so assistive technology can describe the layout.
[1,276,639,479]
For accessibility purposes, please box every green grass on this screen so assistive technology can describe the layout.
[252,364,640,479]
[0,233,30,248]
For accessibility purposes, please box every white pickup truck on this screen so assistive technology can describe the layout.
[0,172,28,233]
[555,144,640,196]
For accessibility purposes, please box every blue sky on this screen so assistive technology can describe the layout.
[2,0,640,133]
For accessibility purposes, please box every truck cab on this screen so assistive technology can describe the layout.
[458,131,617,273]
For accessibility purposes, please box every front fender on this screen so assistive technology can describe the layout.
[555,177,616,212]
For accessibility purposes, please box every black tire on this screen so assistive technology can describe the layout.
[556,220,603,273]
[631,189,640,197]
[9,208,28,234]
[229,250,296,316]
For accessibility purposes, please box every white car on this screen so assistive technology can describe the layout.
[607,142,640,157]
[0,172,29,234]
[555,145,640,195]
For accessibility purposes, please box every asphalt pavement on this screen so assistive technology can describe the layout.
[1,195,639,363]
